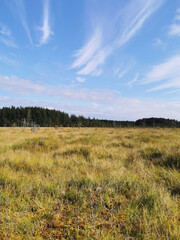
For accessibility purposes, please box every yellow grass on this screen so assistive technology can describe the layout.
[0,127,179,239]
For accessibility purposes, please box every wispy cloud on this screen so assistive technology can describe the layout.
[0,36,17,48]
[71,27,108,77]
[72,28,102,69]
[76,77,86,83]
[0,24,11,36]
[169,24,180,36]
[118,69,129,79]
[126,73,139,88]
[175,9,180,21]
[71,0,165,78]
[0,74,116,104]
[169,8,180,36]
[1,74,180,120]
[0,23,17,48]
[0,75,45,94]
[117,0,165,46]
[0,54,19,66]
[142,54,180,92]
[114,60,135,79]
[153,38,166,50]
[147,79,180,92]
[12,0,33,45]
[38,0,53,46]
[92,69,103,77]
[77,47,112,76]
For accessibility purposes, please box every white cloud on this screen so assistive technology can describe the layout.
[0,74,116,104]
[0,24,11,36]
[72,28,102,69]
[0,55,19,66]
[144,55,180,84]
[76,77,86,83]
[126,73,139,88]
[77,47,112,76]
[0,75,45,95]
[38,0,53,45]
[113,67,121,77]
[0,95,180,121]
[114,60,135,79]
[142,54,180,92]
[92,69,103,77]
[0,74,180,120]
[162,89,180,96]
[169,8,180,37]
[118,70,128,79]
[0,23,17,48]
[118,0,165,46]
[153,38,166,49]
[71,0,165,77]
[169,24,180,36]
[147,79,180,92]
[0,37,17,48]
[175,9,180,21]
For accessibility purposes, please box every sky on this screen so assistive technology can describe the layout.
[0,0,180,121]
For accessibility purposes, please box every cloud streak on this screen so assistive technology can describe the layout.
[0,23,17,48]
[0,74,116,104]
[153,38,166,50]
[0,24,11,36]
[72,28,102,69]
[0,75,45,94]
[0,54,19,66]
[169,24,180,36]
[77,47,112,76]
[76,77,86,83]
[38,0,53,46]
[114,60,135,79]
[13,0,33,45]
[117,0,165,46]
[71,0,165,78]
[141,54,180,92]
[169,8,180,36]
[126,73,139,88]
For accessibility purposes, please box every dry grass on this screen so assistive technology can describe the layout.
[0,127,179,239]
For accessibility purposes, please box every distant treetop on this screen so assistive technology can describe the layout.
[0,106,179,128]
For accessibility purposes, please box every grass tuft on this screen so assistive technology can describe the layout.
[0,127,179,239]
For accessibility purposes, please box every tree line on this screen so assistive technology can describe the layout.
[0,106,179,128]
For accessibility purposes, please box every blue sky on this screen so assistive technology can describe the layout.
[0,0,180,120]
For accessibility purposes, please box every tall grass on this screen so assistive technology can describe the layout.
[0,127,179,239]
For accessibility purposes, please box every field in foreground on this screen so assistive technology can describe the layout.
[0,128,179,239]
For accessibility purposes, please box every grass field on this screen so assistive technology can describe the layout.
[0,127,179,239]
